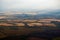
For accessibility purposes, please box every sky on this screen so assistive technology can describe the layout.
[0,0,60,12]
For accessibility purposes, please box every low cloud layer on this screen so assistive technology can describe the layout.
[1,0,60,12]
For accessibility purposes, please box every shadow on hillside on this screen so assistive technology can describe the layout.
[0,31,60,40]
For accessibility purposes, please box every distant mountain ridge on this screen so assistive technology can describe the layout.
[0,10,60,20]
[13,10,60,19]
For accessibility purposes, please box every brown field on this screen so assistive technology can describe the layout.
[0,19,60,27]
[0,19,60,38]
[27,23,43,27]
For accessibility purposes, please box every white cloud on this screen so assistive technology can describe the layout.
[1,0,60,11]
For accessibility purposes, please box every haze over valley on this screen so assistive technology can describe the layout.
[0,0,60,40]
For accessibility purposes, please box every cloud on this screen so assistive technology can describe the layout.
[1,0,60,11]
